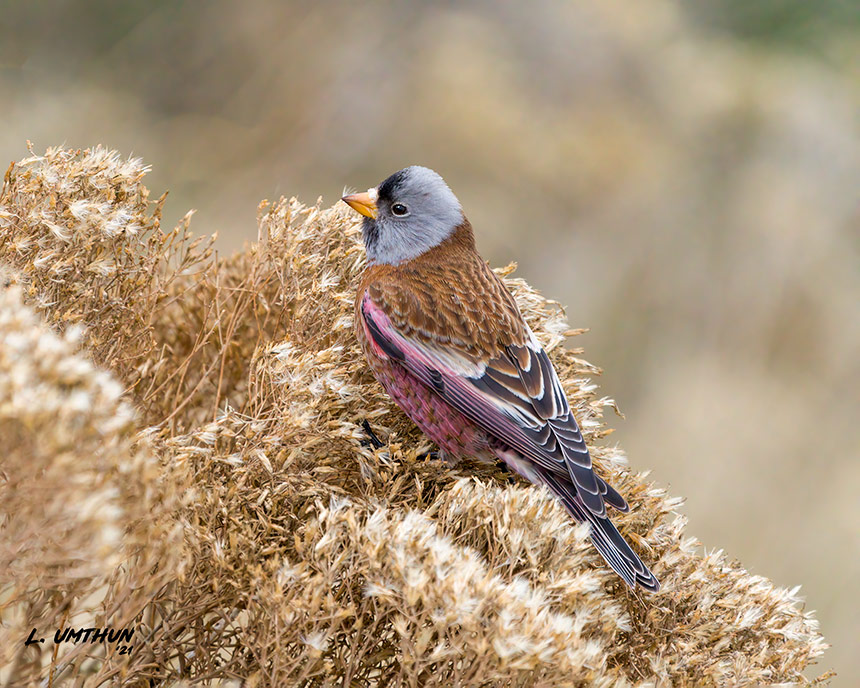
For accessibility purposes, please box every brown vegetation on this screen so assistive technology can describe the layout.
[0,146,828,686]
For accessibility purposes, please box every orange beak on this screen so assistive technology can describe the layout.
[341,190,378,219]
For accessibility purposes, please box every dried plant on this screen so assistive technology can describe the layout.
[0,147,829,686]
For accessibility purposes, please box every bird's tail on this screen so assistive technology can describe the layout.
[497,448,659,591]
[540,468,660,591]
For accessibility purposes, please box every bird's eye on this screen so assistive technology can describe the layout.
[391,203,409,216]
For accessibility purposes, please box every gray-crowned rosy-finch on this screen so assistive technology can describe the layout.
[343,166,659,591]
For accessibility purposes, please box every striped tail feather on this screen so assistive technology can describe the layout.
[498,448,659,591]
[541,469,660,591]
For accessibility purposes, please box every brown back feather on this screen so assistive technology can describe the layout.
[356,221,528,357]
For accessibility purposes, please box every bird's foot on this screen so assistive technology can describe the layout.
[495,458,519,484]
[417,448,443,461]
[360,419,385,449]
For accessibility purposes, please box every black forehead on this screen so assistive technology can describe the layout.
[376,169,409,203]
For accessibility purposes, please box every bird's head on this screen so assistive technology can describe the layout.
[342,166,464,265]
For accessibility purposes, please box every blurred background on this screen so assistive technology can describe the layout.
[1,0,858,682]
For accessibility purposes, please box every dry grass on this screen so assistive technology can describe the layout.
[0,146,829,686]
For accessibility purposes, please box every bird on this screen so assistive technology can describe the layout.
[342,166,659,591]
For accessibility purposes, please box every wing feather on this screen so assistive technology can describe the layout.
[361,292,616,517]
